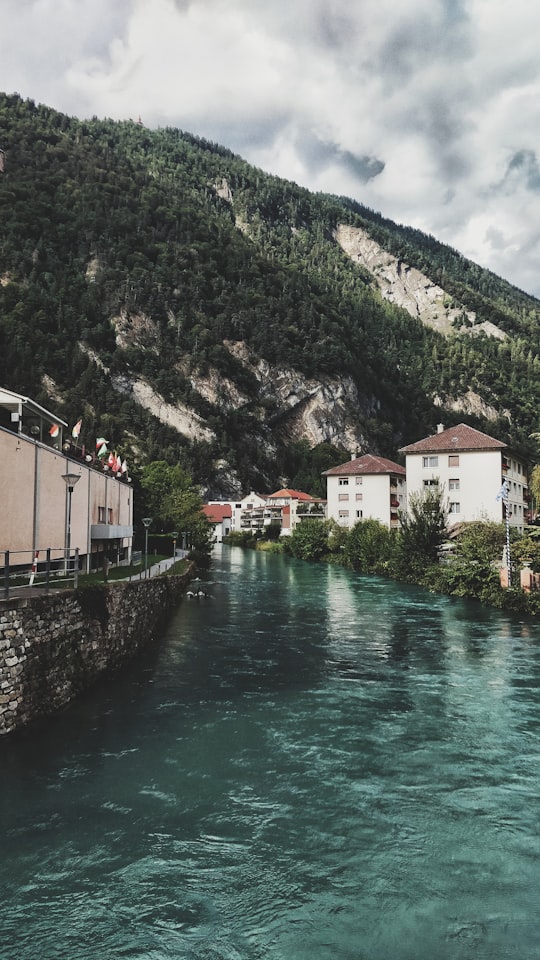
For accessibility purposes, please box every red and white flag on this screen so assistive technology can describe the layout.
[49,423,60,438]
[71,419,82,440]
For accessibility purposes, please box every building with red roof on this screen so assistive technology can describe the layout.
[399,423,529,530]
[202,503,232,542]
[323,453,406,529]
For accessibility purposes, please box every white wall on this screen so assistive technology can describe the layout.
[326,473,405,528]
[405,449,527,529]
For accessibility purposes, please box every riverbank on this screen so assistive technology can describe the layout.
[225,524,540,617]
[0,564,193,736]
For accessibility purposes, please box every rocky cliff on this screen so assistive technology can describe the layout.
[335,224,507,341]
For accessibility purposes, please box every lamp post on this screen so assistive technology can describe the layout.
[142,517,152,579]
[171,530,178,565]
[62,472,81,576]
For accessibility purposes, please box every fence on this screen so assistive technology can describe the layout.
[1,548,80,600]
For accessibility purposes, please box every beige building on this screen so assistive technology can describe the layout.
[0,387,133,573]
[323,454,406,529]
[399,423,529,532]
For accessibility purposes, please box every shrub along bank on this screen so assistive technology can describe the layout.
[226,494,540,616]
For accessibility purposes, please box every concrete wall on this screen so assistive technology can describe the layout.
[0,572,191,736]
[0,425,133,568]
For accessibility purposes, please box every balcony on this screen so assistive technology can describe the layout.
[91,524,133,540]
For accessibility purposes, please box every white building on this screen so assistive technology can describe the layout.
[208,492,266,534]
[323,454,406,529]
[264,488,325,535]
[399,423,529,531]
[202,504,232,542]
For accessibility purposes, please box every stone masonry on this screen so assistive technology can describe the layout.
[0,573,190,736]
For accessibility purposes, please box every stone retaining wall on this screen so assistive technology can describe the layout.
[0,572,191,736]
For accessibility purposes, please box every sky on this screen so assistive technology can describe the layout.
[2,0,540,297]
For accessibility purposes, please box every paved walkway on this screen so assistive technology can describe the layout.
[127,557,178,581]
[2,555,186,601]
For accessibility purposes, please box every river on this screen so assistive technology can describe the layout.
[1,545,539,959]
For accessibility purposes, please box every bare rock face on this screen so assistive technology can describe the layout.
[223,340,367,451]
[434,390,511,422]
[335,224,506,340]
[111,309,160,352]
[112,375,216,443]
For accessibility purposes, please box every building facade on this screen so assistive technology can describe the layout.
[399,423,529,531]
[0,388,133,573]
[202,503,232,542]
[323,454,407,529]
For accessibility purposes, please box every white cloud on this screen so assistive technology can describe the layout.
[2,0,540,295]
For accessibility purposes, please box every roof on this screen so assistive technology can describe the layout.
[267,488,314,501]
[0,386,68,428]
[399,423,507,455]
[322,453,406,477]
[202,504,232,523]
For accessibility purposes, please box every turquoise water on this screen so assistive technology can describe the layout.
[1,545,540,959]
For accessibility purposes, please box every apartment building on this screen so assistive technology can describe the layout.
[399,423,529,531]
[323,454,406,529]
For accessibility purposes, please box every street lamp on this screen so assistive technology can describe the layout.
[62,472,81,576]
[171,530,178,564]
[142,517,152,578]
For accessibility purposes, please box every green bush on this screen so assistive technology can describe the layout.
[285,520,330,561]
[343,518,395,574]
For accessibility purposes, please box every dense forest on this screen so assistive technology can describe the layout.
[1,92,539,497]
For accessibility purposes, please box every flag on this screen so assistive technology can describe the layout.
[71,418,82,440]
[121,459,128,474]
[96,437,108,451]
[49,423,60,438]
[97,442,108,459]
[496,480,509,502]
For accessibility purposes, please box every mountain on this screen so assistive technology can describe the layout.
[1,91,539,498]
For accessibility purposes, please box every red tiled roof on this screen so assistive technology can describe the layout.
[322,453,406,477]
[267,488,314,501]
[202,504,232,523]
[399,423,507,454]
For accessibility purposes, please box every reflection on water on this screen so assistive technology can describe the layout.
[1,544,540,959]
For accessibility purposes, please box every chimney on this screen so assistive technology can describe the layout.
[437,423,445,434]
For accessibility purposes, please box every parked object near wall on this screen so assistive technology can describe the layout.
[0,571,191,736]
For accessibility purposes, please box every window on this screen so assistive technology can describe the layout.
[356,510,363,519]
[356,493,363,501]
[423,479,438,487]
[339,509,349,518]
[355,477,363,485]
[108,507,113,523]
[98,506,106,523]
[339,477,349,486]
[449,502,461,514]
[449,478,460,491]
[422,456,438,468]
[339,493,349,502]
[448,454,460,467]
[235,503,241,509]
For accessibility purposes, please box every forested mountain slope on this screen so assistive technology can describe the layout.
[1,92,539,497]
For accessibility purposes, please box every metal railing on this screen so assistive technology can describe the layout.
[1,548,80,600]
